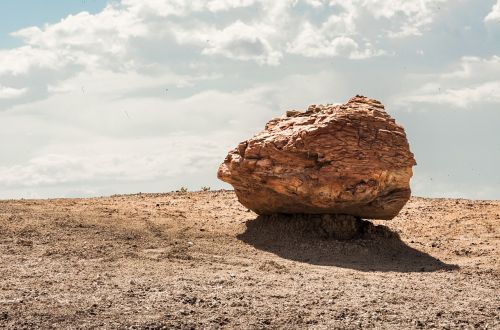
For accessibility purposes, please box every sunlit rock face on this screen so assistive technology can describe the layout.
[218,95,416,220]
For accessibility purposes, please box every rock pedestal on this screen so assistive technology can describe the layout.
[218,95,416,220]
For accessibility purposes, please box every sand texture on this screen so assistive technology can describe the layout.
[0,191,499,329]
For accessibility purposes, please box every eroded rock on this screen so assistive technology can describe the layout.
[218,95,416,219]
[242,214,399,240]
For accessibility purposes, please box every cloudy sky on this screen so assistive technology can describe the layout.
[0,0,499,199]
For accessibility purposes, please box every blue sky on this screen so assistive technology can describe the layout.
[0,0,499,199]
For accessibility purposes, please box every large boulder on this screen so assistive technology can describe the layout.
[217,95,416,220]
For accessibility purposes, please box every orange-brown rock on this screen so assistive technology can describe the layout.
[217,95,416,220]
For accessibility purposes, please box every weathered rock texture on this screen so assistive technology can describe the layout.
[218,95,416,220]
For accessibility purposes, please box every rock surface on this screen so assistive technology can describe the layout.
[253,214,397,240]
[218,95,416,219]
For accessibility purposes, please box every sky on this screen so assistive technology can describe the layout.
[0,0,499,200]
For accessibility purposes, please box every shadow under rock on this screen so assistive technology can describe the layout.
[237,214,459,273]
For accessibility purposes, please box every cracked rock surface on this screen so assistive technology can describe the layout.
[218,95,416,219]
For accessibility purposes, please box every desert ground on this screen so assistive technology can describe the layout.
[0,190,498,329]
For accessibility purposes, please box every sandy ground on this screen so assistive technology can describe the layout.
[0,190,499,329]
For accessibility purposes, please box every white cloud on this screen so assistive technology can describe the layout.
[123,0,255,17]
[46,69,221,96]
[485,0,500,22]
[0,0,447,85]
[303,0,323,7]
[0,136,222,187]
[0,85,27,99]
[117,0,195,17]
[176,20,283,65]
[206,0,257,12]
[365,0,448,38]
[288,29,384,59]
[122,0,258,16]
[287,0,448,57]
[403,81,500,107]
[170,2,295,65]
[396,56,500,107]
[0,46,63,76]
[0,69,344,197]
[286,14,385,59]
[441,56,500,81]
[13,8,146,49]
[329,0,449,38]
[11,6,148,71]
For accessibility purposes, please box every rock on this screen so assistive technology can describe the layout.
[258,214,372,240]
[217,95,416,220]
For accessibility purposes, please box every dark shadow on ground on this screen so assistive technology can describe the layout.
[237,214,459,273]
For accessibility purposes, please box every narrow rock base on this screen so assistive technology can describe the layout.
[257,214,398,240]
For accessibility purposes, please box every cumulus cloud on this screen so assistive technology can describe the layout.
[287,0,448,57]
[175,20,283,65]
[0,0,444,83]
[326,0,449,38]
[287,22,385,59]
[361,0,448,37]
[10,6,148,72]
[0,46,64,76]
[485,0,500,22]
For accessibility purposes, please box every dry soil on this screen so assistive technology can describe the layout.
[0,191,499,329]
